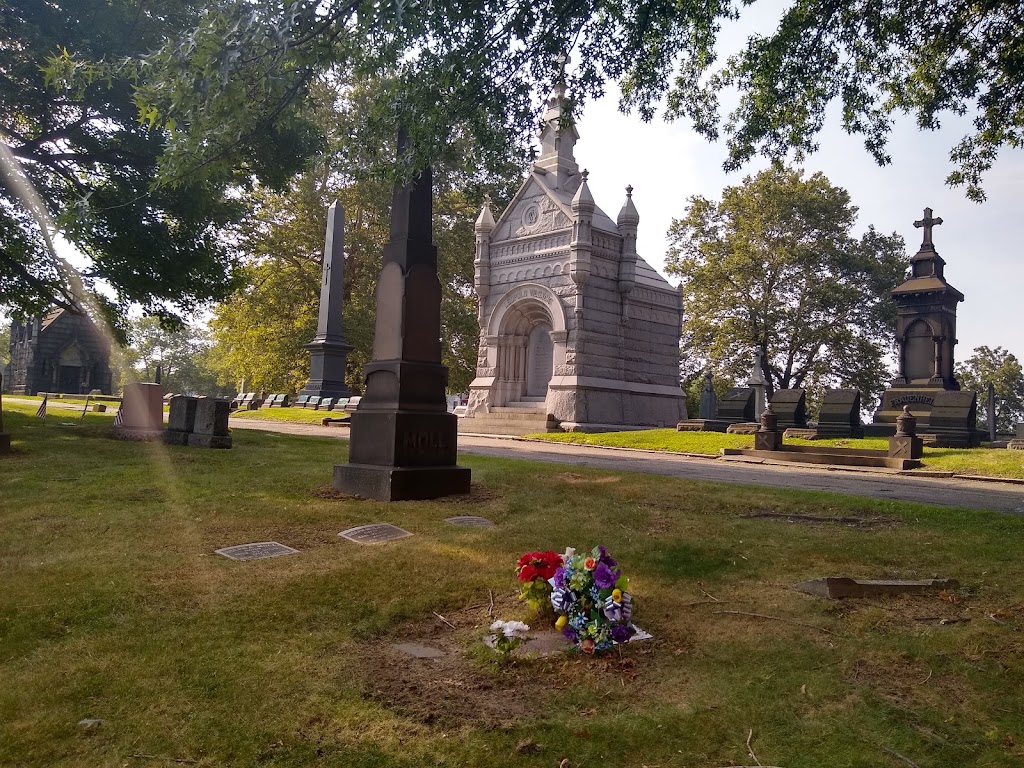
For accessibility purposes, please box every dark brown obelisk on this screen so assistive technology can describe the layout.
[0,371,11,454]
[333,133,471,500]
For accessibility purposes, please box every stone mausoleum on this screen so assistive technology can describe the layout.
[3,309,112,395]
[461,81,686,434]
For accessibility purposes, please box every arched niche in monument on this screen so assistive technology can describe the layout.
[903,319,935,383]
[484,283,567,406]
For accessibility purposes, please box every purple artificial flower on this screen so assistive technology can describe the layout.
[562,626,579,643]
[553,566,567,589]
[598,546,618,568]
[611,624,633,644]
[593,562,618,590]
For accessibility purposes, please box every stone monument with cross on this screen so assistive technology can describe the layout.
[299,200,353,401]
[866,207,976,441]
[460,53,685,434]
[333,131,471,501]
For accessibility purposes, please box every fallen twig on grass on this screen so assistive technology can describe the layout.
[746,728,761,766]
[713,610,837,636]
[433,612,457,630]
[699,581,720,602]
[488,589,494,617]
[916,667,933,686]
[128,755,198,765]
[882,746,922,768]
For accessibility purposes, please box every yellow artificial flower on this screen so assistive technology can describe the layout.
[555,615,568,631]
[612,589,622,603]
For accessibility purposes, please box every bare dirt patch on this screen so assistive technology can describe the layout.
[557,472,622,486]
[743,510,897,528]
[354,601,651,729]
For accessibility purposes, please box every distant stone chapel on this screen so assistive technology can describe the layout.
[462,81,685,433]
[3,309,112,395]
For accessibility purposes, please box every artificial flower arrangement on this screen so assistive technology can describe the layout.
[550,546,636,654]
[516,550,563,610]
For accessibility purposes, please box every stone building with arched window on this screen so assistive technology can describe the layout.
[460,83,686,434]
[3,309,112,395]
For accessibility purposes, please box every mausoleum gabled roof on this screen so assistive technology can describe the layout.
[41,308,65,330]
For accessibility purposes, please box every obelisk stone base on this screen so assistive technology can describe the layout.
[0,433,11,454]
[334,408,471,501]
[334,463,471,501]
[300,339,353,401]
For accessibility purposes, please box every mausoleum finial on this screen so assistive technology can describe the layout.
[571,168,595,212]
[617,184,639,227]
[475,196,495,233]
[534,51,580,186]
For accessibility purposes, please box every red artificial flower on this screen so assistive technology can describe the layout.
[516,550,562,582]
[580,638,596,654]
[584,557,597,571]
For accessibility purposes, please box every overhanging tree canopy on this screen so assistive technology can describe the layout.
[7,0,1022,316]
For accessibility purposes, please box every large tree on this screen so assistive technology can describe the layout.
[667,166,907,407]
[0,0,317,320]
[956,346,1024,433]
[207,81,522,394]
[52,0,1023,201]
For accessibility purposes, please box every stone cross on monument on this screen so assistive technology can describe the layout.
[333,130,471,501]
[913,207,943,249]
[300,200,353,400]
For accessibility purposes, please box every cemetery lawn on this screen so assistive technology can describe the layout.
[529,429,1024,479]
[232,408,350,424]
[3,402,1024,768]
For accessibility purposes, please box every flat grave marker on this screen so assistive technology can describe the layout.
[339,523,413,545]
[392,642,445,659]
[215,542,300,561]
[445,515,494,527]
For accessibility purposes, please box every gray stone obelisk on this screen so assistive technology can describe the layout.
[333,133,471,501]
[300,200,353,400]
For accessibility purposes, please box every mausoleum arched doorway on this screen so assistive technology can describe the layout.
[483,284,568,408]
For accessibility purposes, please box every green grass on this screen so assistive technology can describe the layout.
[2,402,1024,767]
[232,407,350,424]
[528,428,1024,479]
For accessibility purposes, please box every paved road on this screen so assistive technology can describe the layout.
[229,418,1024,514]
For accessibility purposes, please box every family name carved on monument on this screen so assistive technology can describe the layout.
[890,394,936,407]
[401,430,449,454]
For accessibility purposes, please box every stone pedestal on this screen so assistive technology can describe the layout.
[333,143,469,501]
[112,382,164,441]
[753,406,783,451]
[187,398,232,448]
[888,406,924,459]
[164,395,198,446]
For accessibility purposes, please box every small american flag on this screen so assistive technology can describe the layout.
[35,395,48,419]
[113,403,124,426]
